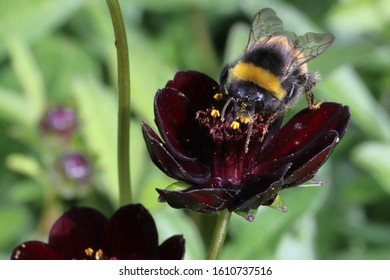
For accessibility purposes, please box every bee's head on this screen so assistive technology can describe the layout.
[225,79,282,113]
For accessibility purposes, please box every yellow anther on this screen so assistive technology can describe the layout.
[239,116,251,124]
[85,248,94,257]
[211,109,220,118]
[213,93,223,100]
[95,249,104,260]
[230,121,240,130]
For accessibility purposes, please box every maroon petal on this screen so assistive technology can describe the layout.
[102,204,159,260]
[261,103,350,161]
[227,163,291,212]
[11,241,63,260]
[157,187,236,214]
[142,122,211,184]
[48,207,107,259]
[166,71,219,111]
[158,235,185,260]
[284,131,339,187]
[155,87,202,160]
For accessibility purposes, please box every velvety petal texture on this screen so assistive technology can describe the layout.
[142,71,351,219]
[49,207,107,259]
[11,204,185,260]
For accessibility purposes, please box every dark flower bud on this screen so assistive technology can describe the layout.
[40,107,77,137]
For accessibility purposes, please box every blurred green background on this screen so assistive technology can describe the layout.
[1,0,389,260]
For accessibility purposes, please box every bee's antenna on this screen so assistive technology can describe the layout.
[221,97,234,122]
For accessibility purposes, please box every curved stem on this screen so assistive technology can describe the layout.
[106,0,131,206]
[207,209,232,260]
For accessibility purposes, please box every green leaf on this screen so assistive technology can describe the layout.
[0,0,83,59]
[7,38,45,122]
[127,0,239,13]
[127,27,176,124]
[319,65,390,141]
[6,153,41,178]
[351,141,390,194]
[275,214,316,259]
[327,0,390,35]
[72,76,118,205]
[242,1,322,33]
[130,120,147,197]
[151,206,206,260]
[0,87,32,126]
[0,205,32,252]
[34,35,100,101]
[6,180,43,204]
[221,186,327,259]
[223,23,249,64]
[136,160,176,209]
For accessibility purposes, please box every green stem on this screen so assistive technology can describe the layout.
[106,0,131,206]
[207,209,232,260]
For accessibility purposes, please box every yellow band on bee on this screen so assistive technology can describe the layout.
[231,62,285,100]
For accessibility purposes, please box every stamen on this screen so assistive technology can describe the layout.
[213,93,223,100]
[85,248,94,257]
[211,109,220,118]
[95,249,104,260]
[239,115,251,124]
[230,121,240,130]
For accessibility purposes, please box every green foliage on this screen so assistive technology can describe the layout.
[0,0,389,259]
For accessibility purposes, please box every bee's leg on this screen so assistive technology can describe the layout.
[305,89,323,110]
[303,73,323,110]
[221,97,234,122]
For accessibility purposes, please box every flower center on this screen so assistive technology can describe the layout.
[196,105,266,147]
[196,99,269,182]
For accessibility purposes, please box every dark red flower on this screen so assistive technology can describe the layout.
[142,71,350,220]
[11,204,185,260]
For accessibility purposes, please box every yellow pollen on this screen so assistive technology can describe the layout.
[239,116,251,124]
[213,93,223,100]
[230,121,240,130]
[211,109,220,118]
[85,248,94,257]
[95,249,104,260]
[311,99,324,110]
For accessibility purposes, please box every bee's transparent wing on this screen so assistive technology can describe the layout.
[293,32,334,65]
[246,8,284,51]
[247,8,334,74]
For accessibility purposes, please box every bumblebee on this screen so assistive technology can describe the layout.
[220,8,334,126]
